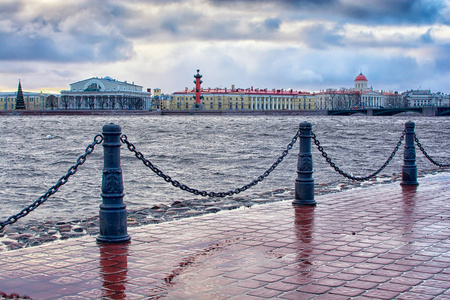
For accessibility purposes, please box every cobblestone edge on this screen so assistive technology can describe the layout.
[0,168,447,252]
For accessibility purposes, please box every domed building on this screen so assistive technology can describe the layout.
[353,72,386,108]
[354,72,368,91]
[60,76,152,110]
[315,72,387,109]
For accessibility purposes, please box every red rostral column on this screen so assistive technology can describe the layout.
[193,69,203,108]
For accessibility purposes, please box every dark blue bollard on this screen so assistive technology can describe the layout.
[401,121,419,186]
[293,122,316,206]
[97,123,131,243]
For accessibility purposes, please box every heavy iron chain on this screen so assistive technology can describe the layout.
[0,135,104,231]
[120,129,301,198]
[414,133,450,168]
[311,130,406,182]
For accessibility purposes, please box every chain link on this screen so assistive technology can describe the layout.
[414,133,450,168]
[311,130,405,181]
[121,129,300,198]
[0,135,104,231]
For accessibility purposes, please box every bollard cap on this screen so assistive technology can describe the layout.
[103,123,121,133]
[299,121,312,130]
[405,121,415,128]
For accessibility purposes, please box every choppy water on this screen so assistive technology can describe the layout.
[1,114,449,227]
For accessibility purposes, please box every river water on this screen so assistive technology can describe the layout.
[1,114,449,227]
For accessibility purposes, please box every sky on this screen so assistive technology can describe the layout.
[0,0,449,94]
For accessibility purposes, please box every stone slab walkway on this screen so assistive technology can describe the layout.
[0,173,449,299]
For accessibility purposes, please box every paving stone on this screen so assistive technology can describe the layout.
[362,289,401,299]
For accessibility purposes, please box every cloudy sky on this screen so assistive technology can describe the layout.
[1,0,449,94]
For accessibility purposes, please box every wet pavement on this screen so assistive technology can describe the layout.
[0,173,449,299]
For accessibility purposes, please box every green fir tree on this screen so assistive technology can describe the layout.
[15,80,26,110]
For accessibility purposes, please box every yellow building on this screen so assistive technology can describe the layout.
[171,86,315,111]
[0,91,54,110]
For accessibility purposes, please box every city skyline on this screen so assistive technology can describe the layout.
[0,0,449,94]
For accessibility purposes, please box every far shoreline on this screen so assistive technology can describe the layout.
[0,109,328,116]
[0,109,436,117]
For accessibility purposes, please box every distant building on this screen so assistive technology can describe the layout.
[60,76,152,110]
[152,88,172,110]
[0,81,59,111]
[402,89,449,107]
[0,91,48,111]
[316,73,401,109]
[172,86,315,111]
[172,70,315,112]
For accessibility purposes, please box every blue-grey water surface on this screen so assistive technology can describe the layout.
[1,114,449,227]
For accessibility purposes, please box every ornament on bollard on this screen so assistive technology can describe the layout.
[97,123,131,243]
[293,121,316,206]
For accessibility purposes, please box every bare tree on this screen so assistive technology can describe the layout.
[386,93,404,108]
[88,96,95,109]
[96,96,107,109]
[75,96,82,109]
[349,92,361,108]
[109,96,116,110]
[117,96,125,110]
[61,96,70,109]
[327,91,338,109]
[46,95,58,110]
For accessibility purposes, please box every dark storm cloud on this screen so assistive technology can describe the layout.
[0,0,134,62]
[0,0,22,15]
[301,24,343,49]
[161,19,180,34]
[0,33,64,61]
[209,0,446,25]
[264,18,282,31]
[340,0,445,25]
[434,44,450,71]
[421,28,433,43]
[0,32,133,62]
[209,0,336,6]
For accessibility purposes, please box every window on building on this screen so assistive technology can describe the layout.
[210,102,213,109]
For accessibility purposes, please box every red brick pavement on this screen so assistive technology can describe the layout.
[0,173,449,299]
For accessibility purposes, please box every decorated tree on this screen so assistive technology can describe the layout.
[15,80,26,110]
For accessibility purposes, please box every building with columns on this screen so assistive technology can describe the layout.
[354,73,385,108]
[403,89,450,107]
[60,76,152,110]
[171,86,315,111]
[315,72,394,109]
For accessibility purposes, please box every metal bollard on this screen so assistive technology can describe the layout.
[97,123,131,243]
[401,121,419,186]
[293,121,316,206]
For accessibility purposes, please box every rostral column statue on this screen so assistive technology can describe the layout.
[192,69,204,110]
